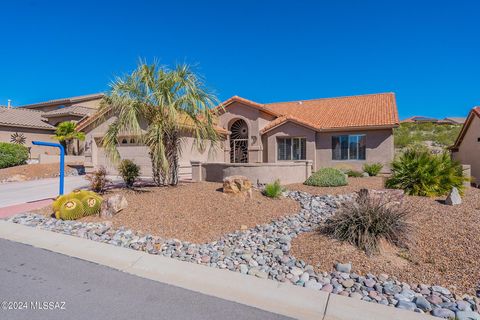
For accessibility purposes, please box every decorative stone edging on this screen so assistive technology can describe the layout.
[6,191,480,320]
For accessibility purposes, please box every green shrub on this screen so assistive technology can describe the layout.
[0,142,29,169]
[263,180,283,198]
[118,159,140,188]
[304,168,347,187]
[386,148,465,196]
[362,163,383,176]
[321,190,410,255]
[345,169,363,177]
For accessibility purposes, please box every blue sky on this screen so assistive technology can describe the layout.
[0,0,478,119]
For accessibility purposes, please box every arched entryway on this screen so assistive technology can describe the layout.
[229,119,249,163]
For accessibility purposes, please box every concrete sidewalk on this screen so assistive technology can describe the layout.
[0,220,435,320]
[0,176,89,208]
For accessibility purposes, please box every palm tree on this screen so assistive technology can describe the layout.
[52,121,86,155]
[99,61,220,186]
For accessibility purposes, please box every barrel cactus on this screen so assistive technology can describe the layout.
[81,194,102,216]
[70,189,91,201]
[56,198,85,220]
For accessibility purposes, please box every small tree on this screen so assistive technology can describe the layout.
[100,61,219,186]
[52,121,85,155]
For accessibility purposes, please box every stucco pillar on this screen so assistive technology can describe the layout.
[462,164,471,188]
[191,161,203,182]
[305,160,313,180]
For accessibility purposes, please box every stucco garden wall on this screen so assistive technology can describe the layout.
[192,160,313,185]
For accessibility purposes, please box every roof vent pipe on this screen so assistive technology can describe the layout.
[7,99,11,109]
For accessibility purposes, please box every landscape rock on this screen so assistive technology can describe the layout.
[456,311,480,320]
[445,187,461,206]
[415,296,433,311]
[223,176,252,195]
[100,194,128,218]
[432,308,456,319]
[336,262,352,273]
[7,190,480,320]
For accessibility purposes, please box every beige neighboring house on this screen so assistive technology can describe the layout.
[77,92,399,182]
[0,94,103,158]
[451,107,480,185]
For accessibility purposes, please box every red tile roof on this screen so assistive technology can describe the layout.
[262,93,399,131]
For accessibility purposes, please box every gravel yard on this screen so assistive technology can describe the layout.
[290,187,480,295]
[0,163,83,183]
[81,182,300,243]
[286,176,386,195]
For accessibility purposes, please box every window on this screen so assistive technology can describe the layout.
[332,135,366,160]
[278,137,306,160]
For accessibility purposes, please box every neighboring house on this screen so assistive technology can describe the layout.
[0,94,103,158]
[78,92,399,180]
[450,107,480,185]
[401,116,440,123]
[443,117,466,125]
[401,115,465,125]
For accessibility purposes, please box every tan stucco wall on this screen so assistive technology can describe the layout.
[262,122,317,167]
[217,102,276,163]
[194,161,313,184]
[0,126,58,158]
[315,128,394,171]
[84,115,224,178]
[452,115,480,184]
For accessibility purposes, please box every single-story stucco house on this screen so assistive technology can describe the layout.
[451,107,480,185]
[0,94,103,158]
[77,92,399,183]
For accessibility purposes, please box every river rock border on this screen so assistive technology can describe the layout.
[6,191,480,320]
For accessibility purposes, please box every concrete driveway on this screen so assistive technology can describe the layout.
[0,176,89,207]
[0,239,289,320]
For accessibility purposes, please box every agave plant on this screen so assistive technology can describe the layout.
[386,148,465,196]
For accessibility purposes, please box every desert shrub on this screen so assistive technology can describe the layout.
[118,159,140,188]
[345,169,363,177]
[304,168,347,187]
[321,191,410,255]
[0,142,29,169]
[386,148,464,196]
[263,180,283,198]
[86,166,109,193]
[362,163,383,176]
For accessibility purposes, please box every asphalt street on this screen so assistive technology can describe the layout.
[0,239,291,320]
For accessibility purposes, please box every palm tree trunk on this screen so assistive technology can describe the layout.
[170,131,180,186]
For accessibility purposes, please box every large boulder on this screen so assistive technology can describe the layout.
[100,194,128,218]
[223,175,252,195]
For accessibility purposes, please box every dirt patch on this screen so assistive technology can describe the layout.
[286,176,386,195]
[75,182,300,243]
[291,188,480,295]
[0,163,83,182]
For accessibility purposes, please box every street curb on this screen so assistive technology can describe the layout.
[0,221,435,320]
